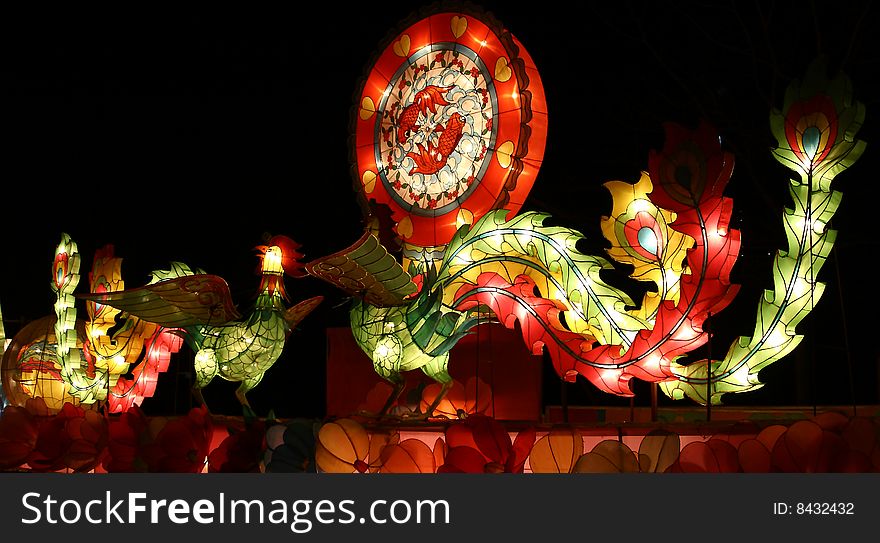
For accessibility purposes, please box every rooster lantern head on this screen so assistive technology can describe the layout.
[255,234,306,300]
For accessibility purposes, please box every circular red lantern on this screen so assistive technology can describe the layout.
[354,10,547,249]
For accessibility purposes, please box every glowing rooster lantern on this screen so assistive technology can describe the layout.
[304,233,483,416]
[188,239,323,407]
[81,236,323,409]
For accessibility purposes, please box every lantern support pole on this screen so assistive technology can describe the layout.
[831,233,858,417]
[560,378,569,423]
[706,313,712,422]
[650,382,658,422]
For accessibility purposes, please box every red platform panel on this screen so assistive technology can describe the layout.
[326,323,542,421]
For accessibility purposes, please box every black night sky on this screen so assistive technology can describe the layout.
[2,2,879,417]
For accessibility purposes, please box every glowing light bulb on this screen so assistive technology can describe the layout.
[792,279,812,298]
[630,198,652,213]
[767,328,789,347]
[663,268,679,287]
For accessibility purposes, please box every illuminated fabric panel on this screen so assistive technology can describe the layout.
[440,209,647,349]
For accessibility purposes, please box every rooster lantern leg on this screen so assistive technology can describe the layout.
[80,235,322,410]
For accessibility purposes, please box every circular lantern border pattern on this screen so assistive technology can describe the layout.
[353,10,547,249]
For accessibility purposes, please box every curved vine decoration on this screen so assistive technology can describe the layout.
[447,121,740,395]
[438,209,650,349]
[661,60,866,404]
[52,234,113,404]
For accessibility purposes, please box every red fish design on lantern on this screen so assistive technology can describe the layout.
[396,85,452,144]
[406,113,467,176]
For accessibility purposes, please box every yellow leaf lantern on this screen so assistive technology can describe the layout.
[600,173,694,321]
